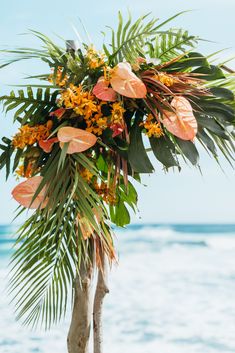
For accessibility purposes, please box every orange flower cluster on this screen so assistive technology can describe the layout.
[80,168,117,205]
[59,84,107,135]
[111,102,126,125]
[12,121,53,149]
[59,84,126,136]
[80,168,94,183]
[16,161,36,178]
[59,84,97,114]
[48,67,68,87]
[94,181,117,205]
[86,47,105,69]
[86,111,108,135]
[140,114,164,138]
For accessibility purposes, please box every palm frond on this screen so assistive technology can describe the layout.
[103,11,190,64]
[0,87,58,124]
[147,28,198,62]
[0,137,14,178]
[0,31,66,69]
[0,33,84,85]
[9,149,114,329]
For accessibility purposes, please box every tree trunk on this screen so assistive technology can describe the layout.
[93,255,109,353]
[67,262,94,353]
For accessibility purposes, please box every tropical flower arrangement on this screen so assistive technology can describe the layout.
[0,11,235,353]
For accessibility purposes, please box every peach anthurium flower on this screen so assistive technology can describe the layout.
[162,96,198,141]
[110,62,147,99]
[93,77,117,101]
[39,137,59,153]
[57,127,97,154]
[12,176,48,209]
[50,108,66,119]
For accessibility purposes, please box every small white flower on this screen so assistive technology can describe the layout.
[146,58,161,65]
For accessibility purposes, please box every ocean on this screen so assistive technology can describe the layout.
[1,224,235,353]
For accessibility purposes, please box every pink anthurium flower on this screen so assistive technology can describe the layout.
[39,137,59,153]
[12,176,48,209]
[110,123,124,137]
[93,77,117,101]
[57,127,97,154]
[162,96,198,141]
[50,108,66,119]
[110,62,147,99]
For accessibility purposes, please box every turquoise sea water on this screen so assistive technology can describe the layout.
[1,224,235,353]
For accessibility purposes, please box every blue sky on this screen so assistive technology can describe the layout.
[0,0,234,224]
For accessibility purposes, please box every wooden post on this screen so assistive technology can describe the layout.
[67,261,94,353]
[93,255,109,353]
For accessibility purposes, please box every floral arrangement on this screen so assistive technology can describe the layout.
[0,11,235,351]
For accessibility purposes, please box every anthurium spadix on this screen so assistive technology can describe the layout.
[12,176,48,209]
[162,96,198,141]
[57,127,97,154]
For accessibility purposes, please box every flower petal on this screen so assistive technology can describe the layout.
[93,77,117,101]
[50,108,66,119]
[162,96,197,141]
[58,127,97,154]
[39,137,59,153]
[110,123,124,137]
[110,62,147,99]
[12,176,48,209]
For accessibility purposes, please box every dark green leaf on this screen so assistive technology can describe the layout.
[166,52,209,71]
[197,129,217,155]
[109,200,130,227]
[128,119,154,173]
[150,136,179,168]
[198,101,235,123]
[210,87,234,101]
[196,115,229,139]
[193,65,225,81]
[176,138,199,165]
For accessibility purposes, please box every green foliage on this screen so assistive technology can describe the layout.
[0,137,14,179]
[9,149,113,328]
[109,181,138,227]
[0,87,58,124]
[193,65,225,81]
[0,11,235,332]
[175,138,199,166]
[0,31,66,69]
[0,32,85,85]
[150,135,179,169]
[103,11,189,64]
[166,52,209,71]
[128,112,154,173]
[110,200,130,227]
[147,29,198,62]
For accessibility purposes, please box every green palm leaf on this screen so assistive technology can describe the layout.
[147,28,198,62]
[0,87,59,124]
[9,149,113,329]
[103,11,191,64]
